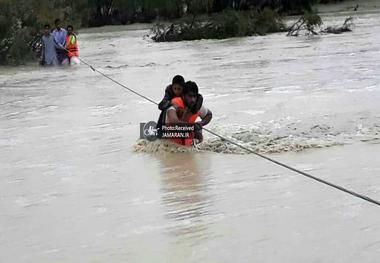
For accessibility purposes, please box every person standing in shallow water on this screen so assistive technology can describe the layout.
[65,25,80,66]
[52,18,68,65]
[40,24,58,66]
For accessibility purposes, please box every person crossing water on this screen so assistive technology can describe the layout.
[165,81,212,145]
[40,24,59,66]
[52,18,68,65]
[54,33,380,208]
[65,25,80,66]
[157,75,203,139]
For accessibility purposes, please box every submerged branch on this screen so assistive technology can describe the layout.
[288,14,354,36]
[321,17,354,34]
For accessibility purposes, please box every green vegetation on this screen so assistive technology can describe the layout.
[152,8,286,42]
[0,0,347,65]
[0,0,75,65]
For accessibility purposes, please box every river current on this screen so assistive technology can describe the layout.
[1,4,380,262]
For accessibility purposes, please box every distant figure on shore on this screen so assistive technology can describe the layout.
[354,4,359,11]
[52,18,68,65]
[65,25,80,66]
[40,24,58,66]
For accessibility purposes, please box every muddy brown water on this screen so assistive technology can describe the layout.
[1,7,380,262]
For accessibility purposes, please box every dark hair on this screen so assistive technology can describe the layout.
[184,81,199,95]
[44,24,50,29]
[67,25,73,30]
[172,75,185,86]
[54,18,60,25]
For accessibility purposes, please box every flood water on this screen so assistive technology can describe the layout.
[1,6,380,263]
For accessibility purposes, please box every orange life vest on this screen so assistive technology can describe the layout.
[169,97,199,146]
[66,34,79,58]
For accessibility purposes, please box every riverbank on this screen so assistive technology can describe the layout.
[0,0,365,65]
[1,0,378,66]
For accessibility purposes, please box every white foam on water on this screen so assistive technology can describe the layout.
[133,116,380,155]
[133,139,197,154]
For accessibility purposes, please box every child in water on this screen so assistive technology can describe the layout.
[159,75,184,111]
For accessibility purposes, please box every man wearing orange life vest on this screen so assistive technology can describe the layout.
[165,81,212,145]
[64,25,80,66]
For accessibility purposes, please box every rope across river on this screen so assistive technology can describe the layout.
[76,56,380,208]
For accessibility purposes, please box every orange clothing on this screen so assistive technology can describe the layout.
[169,97,199,146]
[65,34,79,58]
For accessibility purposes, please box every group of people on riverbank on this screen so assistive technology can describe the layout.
[157,75,212,146]
[40,19,80,67]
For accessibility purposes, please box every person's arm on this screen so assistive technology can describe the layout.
[199,109,212,126]
[52,36,61,49]
[167,106,189,124]
[53,31,65,49]
[195,106,212,128]
[52,31,59,47]
[193,94,204,113]
[64,35,70,49]
[62,29,67,46]
[167,107,180,123]
[158,86,173,110]
[40,39,45,62]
